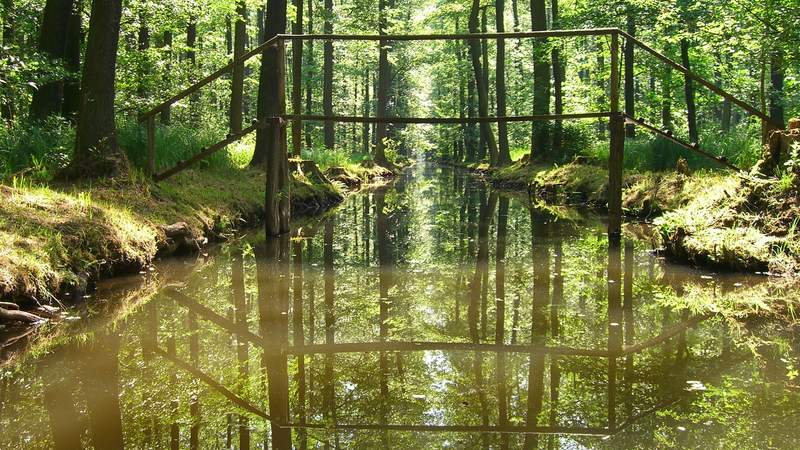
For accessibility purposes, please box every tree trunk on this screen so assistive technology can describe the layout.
[495,0,510,165]
[680,38,698,144]
[257,7,265,44]
[596,50,605,138]
[61,0,82,121]
[186,16,198,114]
[469,0,498,165]
[1,0,12,45]
[30,0,75,121]
[624,7,635,137]
[252,0,289,236]
[530,0,550,159]
[304,0,313,150]
[291,0,303,156]
[230,1,247,133]
[160,30,173,125]
[374,0,393,168]
[466,71,478,162]
[225,15,232,55]
[363,68,370,154]
[551,0,564,158]
[67,0,126,179]
[322,0,334,150]
[662,65,672,131]
[137,13,149,99]
[769,46,785,129]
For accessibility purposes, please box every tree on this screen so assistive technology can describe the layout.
[323,0,334,150]
[65,0,127,179]
[530,0,550,158]
[624,3,636,137]
[495,0,511,166]
[230,0,247,133]
[61,0,82,121]
[468,0,498,165]
[30,0,75,121]
[251,0,290,236]
[374,0,393,168]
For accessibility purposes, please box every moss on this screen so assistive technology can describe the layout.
[0,166,345,305]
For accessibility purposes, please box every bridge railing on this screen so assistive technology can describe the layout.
[138,28,777,237]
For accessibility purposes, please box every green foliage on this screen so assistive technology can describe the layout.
[0,116,74,178]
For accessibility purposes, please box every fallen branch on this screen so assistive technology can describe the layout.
[0,307,45,324]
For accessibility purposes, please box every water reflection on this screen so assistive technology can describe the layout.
[1,165,798,449]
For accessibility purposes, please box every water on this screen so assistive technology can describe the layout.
[1,164,798,449]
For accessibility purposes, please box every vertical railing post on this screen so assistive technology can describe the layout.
[146,115,156,178]
[608,30,625,242]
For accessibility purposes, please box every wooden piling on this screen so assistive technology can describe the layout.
[608,31,624,242]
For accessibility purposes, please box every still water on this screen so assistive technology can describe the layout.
[1,164,799,449]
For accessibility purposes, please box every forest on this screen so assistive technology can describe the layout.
[0,0,799,448]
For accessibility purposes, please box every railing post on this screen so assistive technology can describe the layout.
[608,30,624,242]
[146,115,156,177]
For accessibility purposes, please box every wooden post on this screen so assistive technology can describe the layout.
[608,31,624,242]
[146,115,156,177]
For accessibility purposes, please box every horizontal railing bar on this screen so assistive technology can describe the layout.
[284,112,610,124]
[624,115,741,172]
[287,341,614,357]
[281,422,612,435]
[278,28,619,42]
[618,30,779,128]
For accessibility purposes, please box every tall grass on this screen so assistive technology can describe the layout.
[117,117,248,173]
[583,121,762,172]
[0,117,74,179]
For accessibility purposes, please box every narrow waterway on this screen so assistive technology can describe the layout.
[1,164,798,449]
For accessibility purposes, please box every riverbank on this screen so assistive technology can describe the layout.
[0,161,393,322]
[459,151,800,276]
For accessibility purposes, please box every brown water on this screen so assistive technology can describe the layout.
[1,164,799,449]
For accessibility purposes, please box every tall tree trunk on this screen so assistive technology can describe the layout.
[375,0,393,168]
[251,0,289,236]
[769,45,785,128]
[257,7,265,44]
[469,0,498,165]
[230,0,247,133]
[680,39,698,144]
[466,71,478,162]
[225,15,232,55]
[291,0,303,156]
[363,68,370,154]
[160,30,173,125]
[322,0,334,150]
[137,13,150,99]
[186,16,198,114]
[479,7,491,162]
[495,0,510,165]
[624,7,635,137]
[30,0,75,120]
[551,0,564,158]
[530,0,550,159]
[304,0,314,150]
[67,0,126,179]
[61,0,82,121]
[1,0,12,45]
[0,0,14,120]
[662,65,672,131]
[596,45,605,137]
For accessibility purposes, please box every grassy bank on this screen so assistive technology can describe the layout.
[467,155,800,276]
[0,165,346,312]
